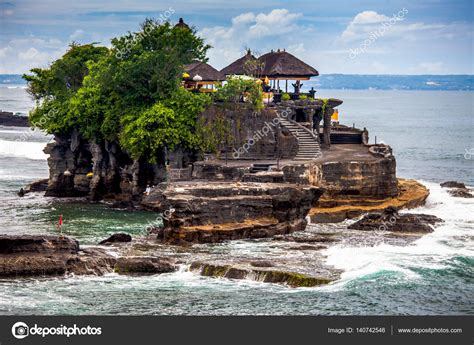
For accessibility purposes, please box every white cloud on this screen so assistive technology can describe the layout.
[341,10,406,40]
[199,8,303,69]
[0,37,68,74]
[69,29,85,41]
[249,9,301,38]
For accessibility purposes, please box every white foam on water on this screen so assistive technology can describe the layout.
[0,139,48,160]
[323,181,474,285]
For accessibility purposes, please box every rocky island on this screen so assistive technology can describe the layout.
[0,18,452,288]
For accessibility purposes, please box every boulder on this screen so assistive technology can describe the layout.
[348,207,443,233]
[114,257,176,274]
[448,188,473,198]
[98,233,132,245]
[440,181,466,189]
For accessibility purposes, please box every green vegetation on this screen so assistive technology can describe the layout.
[215,77,263,112]
[281,93,291,101]
[23,20,212,162]
[299,94,307,100]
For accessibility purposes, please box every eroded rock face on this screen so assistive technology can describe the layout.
[142,182,324,244]
[348,207,443,233]
[320,156,398,198]
[43,132,168,199]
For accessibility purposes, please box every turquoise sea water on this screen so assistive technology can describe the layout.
[0,87,472,315]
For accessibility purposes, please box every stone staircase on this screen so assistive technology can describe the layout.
[279,118,322,161]
[249,163,273,173]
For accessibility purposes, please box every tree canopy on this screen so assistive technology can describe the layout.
[24,20,212,162]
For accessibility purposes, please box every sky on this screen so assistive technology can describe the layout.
[0,0,473,75]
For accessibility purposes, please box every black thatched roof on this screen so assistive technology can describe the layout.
[259,50,318,78]
[184,61,225,81]
[220,50,257,75]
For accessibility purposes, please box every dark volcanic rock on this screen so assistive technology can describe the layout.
[348,207,443,233]
[98,233,132,245]
[448,188,473,198]
[0,235,79,255]
[0,111,29,127]
[25,179,49,192]
[440,181,466,189]
[114,257,176,274]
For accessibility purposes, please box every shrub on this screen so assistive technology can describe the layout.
[281,93,291,101]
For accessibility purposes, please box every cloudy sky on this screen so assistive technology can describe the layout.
[0,0,472,74]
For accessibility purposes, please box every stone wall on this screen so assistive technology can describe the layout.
[201,104,298,160]
[318,157,398,197]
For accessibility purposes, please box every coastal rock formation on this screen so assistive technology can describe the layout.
[0,235,79,255]
[0,235,178,277]
[190,262,333,288]
[98,233,132,245]
[310,179,429,223]
[43,131,169,199]
[0,111,29,127]
[0,235,115,277]
[440,181,473,198]
[114,257,176,274]
[142,181,324,244]
[448,188,473,198]
[440,181,466,188]
[348,207,443,233]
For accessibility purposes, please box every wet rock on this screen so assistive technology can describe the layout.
[114,257,176,274]
[0,236,118,277]
[190,262,333,287]
[25,179,49,193]
[448,188,473,198]
[440,181,466,189]
[250,261,274,268]
[0,235,79,255]
[289,245,327,251]
[98,233,132,245]
[0,111,29,127]
[348,208,443,233]
[66,248,117,275]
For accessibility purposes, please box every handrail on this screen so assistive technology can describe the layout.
[283,118,319,142]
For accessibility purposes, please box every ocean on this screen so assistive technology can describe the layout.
[0,85,472,315]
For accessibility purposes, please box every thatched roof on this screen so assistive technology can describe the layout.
[184,61,225,81]
[259,50,318,78]
[175,18,190,29]
[220,50,257,76]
